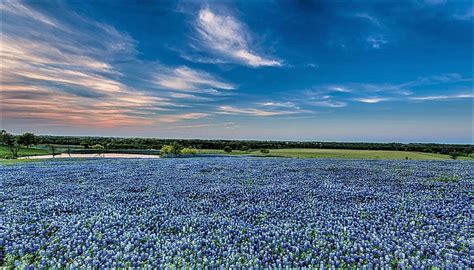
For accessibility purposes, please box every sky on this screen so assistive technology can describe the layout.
[1,0,473,143]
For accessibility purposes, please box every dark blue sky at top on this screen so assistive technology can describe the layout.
[2,0,473,142]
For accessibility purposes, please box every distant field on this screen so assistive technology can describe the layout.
[199,148,473,160]
[0,146,49,159]
[1,146,472,161]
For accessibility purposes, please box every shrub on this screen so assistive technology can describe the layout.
[181,147,197,155]
[161,142,182,157]
[260,149,270,154]
[223,146,232,153]
[449,152,460,160]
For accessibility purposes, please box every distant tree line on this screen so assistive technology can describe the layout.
[34,134,473,156]
[1,130,472,159]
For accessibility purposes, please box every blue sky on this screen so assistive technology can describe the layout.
[1,0,473,143]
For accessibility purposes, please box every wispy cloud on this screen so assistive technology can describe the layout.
[190,7,282,67]
[356,97,389,103]
[410,93,474,101]
[160,121,237,130]
[366,34,388,49]
[157,113,209,123]
[355,13,382,27]
[1,1,213,127]
[217,106,297,116]
[454,7,474,20]
[155,66,235,92]
[309,100,347,108]
[259,101,298,108]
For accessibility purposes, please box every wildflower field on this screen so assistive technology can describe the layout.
[1,157,472,269]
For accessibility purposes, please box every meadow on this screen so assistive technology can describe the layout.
[0,146,48,159]
[198,148,472,160]
[1,157,472,268]
[4,145,472,161]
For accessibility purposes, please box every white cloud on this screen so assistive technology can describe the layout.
[157,113,209,123]
[217,106,296,116]
[0,1,60,28]
[309,100,347,108]
[155,66,235,92]
[355,13,382,27]
[356,97,389,103]
[193,8,282,67]
[366,35,388,49]
[0,1,221,127]
[410,94,474,101]
[259,101,297,108]
[328,86,351,93]
[454,7,474,20]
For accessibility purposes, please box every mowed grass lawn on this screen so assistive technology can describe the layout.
[0,145,49,159]
[199,148,473,160]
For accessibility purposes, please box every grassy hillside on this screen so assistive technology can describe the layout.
[0,146,49,159]
[199,148,472,160]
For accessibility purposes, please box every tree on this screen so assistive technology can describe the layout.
[160,142,182,157]
[48,144,58,158]
[92,144,105,157]
[80,141,90,149]
[16,132,37,148]
[260,149,270,154]
[223,146,232,153]
[449,152,460,160]
[0,130,15,147]
[1,130,19,159]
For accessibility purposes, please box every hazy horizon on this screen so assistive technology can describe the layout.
[1,0,473,143]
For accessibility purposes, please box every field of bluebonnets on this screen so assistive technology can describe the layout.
[1,157,473,269]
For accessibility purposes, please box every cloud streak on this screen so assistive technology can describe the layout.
[410,93,474,101]
[217,106,297,116]
[155,66,235,92]
[1,1,223,128]
[191,8,282,67]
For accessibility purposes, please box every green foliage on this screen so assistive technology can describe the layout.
[449,152,460,160]
[48,144,57,157]
[161,142,182,157]
[260,149,270,154]
[27,131,473,156]
[0,130,15,147]
[16,132,37,148]
[224,146,232,153]
[181,147,197,155]
[80,140,90,149]
[92,144,105,150]
[92,144,105,157]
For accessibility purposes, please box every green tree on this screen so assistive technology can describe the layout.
[260,149,270,154]
[80,141,90,149]
[449,152,460,160]
[1,130,19,159]
[0,130,15,147]
[223,146,232,153]
[48,144,58,158]
[160,142,182,157]
[16,132,37,148]
[92,144,105,157]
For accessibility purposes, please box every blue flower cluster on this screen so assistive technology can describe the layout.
[1,158,472,268]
